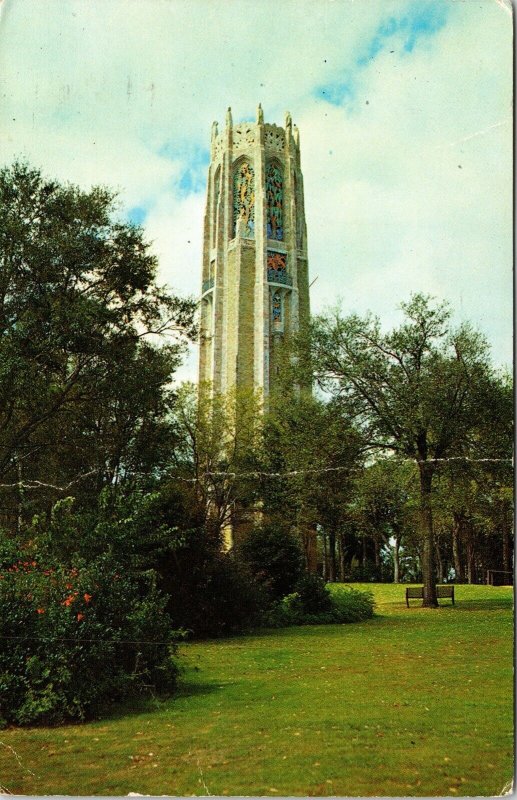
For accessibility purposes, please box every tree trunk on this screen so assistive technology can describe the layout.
[17,459,23,535]
[502,527,510,573]
[322,533,327,581]
[466,529,474,584]
[452,519,464,582]
[436,542,444,584]
[419,461,438,607]
[328,531,336,582]
[393,538,400,583]
[374,537,380,569]
[338,533,345,582]
[362,535,367,568]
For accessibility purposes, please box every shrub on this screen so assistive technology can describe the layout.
[265,580,375,627]
[166,548,267,638]
[237,524,305,600]
[0,548,180,726]
[330,585,375,622]
[294,573,334,614]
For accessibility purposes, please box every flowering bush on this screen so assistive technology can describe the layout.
[0,543,180,726]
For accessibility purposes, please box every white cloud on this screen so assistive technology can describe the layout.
[0,0,512,379]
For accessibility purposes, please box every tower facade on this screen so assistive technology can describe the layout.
[198,106,310,399]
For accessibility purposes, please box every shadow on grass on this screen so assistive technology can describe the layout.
[95,679,226,724]
[452,597,514,612]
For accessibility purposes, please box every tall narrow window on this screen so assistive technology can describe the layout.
[272,291,282,330]
[294,172,303,249]
[212,167,221,247]
[233,161,255,238]
[266,162,283,241]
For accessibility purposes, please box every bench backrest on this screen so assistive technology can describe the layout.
[406,586,454,598]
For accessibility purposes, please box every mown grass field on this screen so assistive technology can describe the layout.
[0,583,513,796]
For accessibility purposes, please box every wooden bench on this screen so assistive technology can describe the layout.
[406,585,455,607]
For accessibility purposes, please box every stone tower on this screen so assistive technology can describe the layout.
[198,105,310,399]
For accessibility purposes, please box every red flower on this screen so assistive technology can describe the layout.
[62,593,78,607]
[76,613,85,622]
[37,608,45,614]
[83,593,92,604]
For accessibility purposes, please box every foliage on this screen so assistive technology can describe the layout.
[0,540,179,727]
[170,383,264,540]
[347,459,417,583]
[293,573,334,614]
[0,161,195,527]
[165,542,267,638]
[237,523,305,600]
[261,391,365,571]
[330,585,375,621]
[266,577,374,627]
[310,293,512,605]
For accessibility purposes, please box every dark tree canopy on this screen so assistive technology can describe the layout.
[0,161,196,525]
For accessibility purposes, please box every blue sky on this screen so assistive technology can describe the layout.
[0,0,512,380]
[317,1,451,106]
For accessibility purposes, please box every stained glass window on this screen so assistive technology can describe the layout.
[267,251,287,283]
[272,291,282,325]
[266,162,283,241]
[233,161,255,238]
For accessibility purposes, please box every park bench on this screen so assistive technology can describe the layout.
[405,585,455,607]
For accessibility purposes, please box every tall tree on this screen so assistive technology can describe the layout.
[0,161,195,526]
[311,294,510,606]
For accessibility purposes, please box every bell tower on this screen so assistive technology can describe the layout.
[198,105,310,399]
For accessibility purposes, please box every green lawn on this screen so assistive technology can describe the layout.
[0,583,513,796]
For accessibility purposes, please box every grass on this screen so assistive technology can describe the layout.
[0,583,513,796]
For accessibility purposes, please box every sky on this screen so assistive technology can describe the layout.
[0,0,513,381]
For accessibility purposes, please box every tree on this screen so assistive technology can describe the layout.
[261,391,364,573]
[0,161,195,526]
[169,383,263,545]
[348,459,416,583]
[310,294,510,606]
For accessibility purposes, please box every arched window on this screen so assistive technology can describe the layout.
[266,161,283,241]
[212,167,221,247]
[233,160,255,238]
